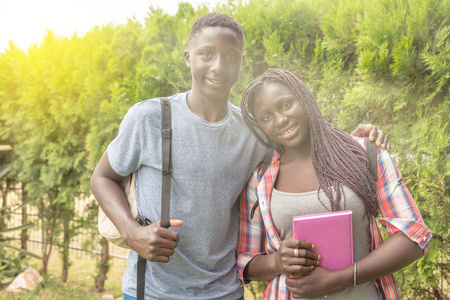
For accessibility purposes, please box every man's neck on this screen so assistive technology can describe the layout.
[186,90,229,123]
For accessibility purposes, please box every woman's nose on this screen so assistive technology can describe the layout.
[274,112,288,126]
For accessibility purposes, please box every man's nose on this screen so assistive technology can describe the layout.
[210,56,225,73]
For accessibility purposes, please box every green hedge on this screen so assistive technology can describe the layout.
[0,0,448,298]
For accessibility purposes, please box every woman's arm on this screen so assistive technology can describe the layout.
[244,238,319,281]
[237,167,319,282]
[286,146,431,298]
[285,233,422,298]
[236,168,267,281]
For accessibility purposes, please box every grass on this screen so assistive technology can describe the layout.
[0,242,264,299]
[0,243,127,299]
[0,278,103,300]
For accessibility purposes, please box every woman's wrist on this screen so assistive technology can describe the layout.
[269,252,283,276]
[334,264,355,290]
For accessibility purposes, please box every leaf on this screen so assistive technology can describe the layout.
[0,243,42,259]
[1,223,34,233]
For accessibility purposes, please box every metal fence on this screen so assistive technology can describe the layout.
[3,184,129,262]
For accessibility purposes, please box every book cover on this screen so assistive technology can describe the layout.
[292,210,353,271]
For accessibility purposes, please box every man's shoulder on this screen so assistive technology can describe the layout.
[129,93,185,117]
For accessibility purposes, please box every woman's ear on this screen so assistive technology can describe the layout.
[184,50,191,69]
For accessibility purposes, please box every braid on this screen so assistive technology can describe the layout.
[241,68,379,217]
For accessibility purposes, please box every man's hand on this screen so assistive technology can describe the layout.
[351,124,391,152]
[125,218,183,263]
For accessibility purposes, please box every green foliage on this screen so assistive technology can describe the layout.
[0,0,448,297]
[0,276,103,300]
[0,249,24,285]
[0,206,36,284]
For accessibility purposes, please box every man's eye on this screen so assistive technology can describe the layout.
[202,52,211,58]
[226,54,236,61]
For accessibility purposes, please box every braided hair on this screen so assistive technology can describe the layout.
[241,68,379,217]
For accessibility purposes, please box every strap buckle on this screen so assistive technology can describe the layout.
[137,215,152,226]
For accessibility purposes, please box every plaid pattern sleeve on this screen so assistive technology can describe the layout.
[236,167,267,283]
[374,146,432,254]
[369,142,432,300]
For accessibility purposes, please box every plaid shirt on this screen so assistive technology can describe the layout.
[237,138,431,300]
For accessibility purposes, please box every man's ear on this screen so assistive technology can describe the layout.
[184,50,191,68]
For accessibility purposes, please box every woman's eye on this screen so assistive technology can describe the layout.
[282,102,291,110]
[262,114,271,122]
[201,52,211,58]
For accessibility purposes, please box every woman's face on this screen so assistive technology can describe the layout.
[252,82,310,153]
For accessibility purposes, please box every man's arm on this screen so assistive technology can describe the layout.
[91,150,182,262]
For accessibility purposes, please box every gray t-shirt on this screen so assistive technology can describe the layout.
[107,92,271,299]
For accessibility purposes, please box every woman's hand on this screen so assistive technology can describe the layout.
[285,267,349,299]
[244,237,320,282]
[275,238,320,277]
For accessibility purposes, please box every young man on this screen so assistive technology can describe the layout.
[90,12,388,300]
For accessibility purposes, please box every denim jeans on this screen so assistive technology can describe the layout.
[123,294,244,300]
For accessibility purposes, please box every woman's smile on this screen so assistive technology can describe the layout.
[278,123,298,138]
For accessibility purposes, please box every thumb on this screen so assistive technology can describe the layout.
[169,218,183,227]
[157,218,183,228]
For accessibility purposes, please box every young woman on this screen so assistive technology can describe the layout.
[237,68,431,299]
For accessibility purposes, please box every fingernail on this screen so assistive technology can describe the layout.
[317,254,321,260]
[311,266,315,271]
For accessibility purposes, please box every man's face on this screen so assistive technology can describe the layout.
[184,26,244,103]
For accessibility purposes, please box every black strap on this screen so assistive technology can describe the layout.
[160,97,172,229]
[250,154,273,219]
[137,97,172,300]
[364,137,378,180]
[136,255,147,300]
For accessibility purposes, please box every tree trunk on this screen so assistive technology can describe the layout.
[431,286,443,300]
[41,242,52,274]
[94,238,110,292]
[41,229,53,275]
[0,178,10,230]
[61,217,70,282]
[40,198,53,275]
[20,183,28,260]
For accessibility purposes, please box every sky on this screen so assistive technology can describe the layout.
[0,0,226,53]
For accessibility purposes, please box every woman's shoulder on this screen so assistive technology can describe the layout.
[351,136,366,149]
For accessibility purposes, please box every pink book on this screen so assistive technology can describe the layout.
[292,210,353,271]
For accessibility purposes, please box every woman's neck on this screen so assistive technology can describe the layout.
[280,139,312,164]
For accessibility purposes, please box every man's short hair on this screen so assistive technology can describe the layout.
[189,12,244,45]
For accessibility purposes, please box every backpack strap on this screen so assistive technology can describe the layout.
[364,137,378,181]
[137,97,172,300]
[160,97,172,229]
[250,154,273,219]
